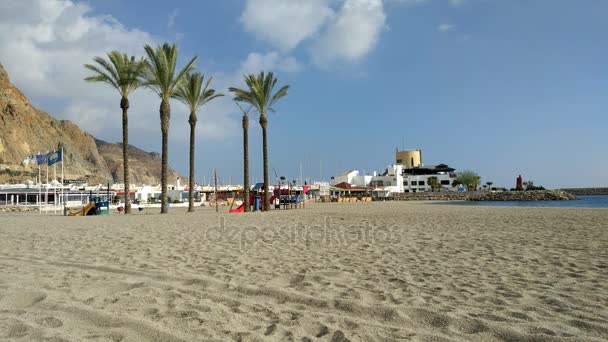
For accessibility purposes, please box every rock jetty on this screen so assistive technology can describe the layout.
[392,190,577,202]
[561,188,608,196]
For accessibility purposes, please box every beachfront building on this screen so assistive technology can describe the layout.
[368,164,405,193]
[330,149,458,196]
[330,170,372,188]
[396,149,422,168]
[401,164,456,192]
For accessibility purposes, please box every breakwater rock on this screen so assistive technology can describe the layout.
[392,190,577,202]
[561,188,608,196]
[467,190,577,201]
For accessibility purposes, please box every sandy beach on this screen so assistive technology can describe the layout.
[0,202,607,341]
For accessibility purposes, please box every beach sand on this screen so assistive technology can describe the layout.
[0,202,607,341]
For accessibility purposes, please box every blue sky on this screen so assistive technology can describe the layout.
[0,0,606,188]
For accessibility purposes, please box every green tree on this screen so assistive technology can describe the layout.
[229,72,289,211]
[486,181,493,191]
[142,43,197,213]
[84,51,145,214]
[427,176,441,192]
[456,170,481,191]
[173,72,223,212]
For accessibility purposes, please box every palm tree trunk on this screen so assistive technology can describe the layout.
[260,114,270,211]
[242,114,250,212]
[188,112,196,213]
[121,97,131,214]
[160,99,170,214]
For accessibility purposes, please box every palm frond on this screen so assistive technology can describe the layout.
[83,50,143,97]
[142,43,199,100]
[173,72,223,114]
[228,71,289,117]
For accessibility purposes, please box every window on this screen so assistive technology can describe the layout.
[397,159,403,163]
[441,180,450,185]
[411,181,417,186]
[418,181,425,186]
[403,181,408,186]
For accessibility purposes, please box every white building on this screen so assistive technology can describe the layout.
[330,149,458,196]
[330,170,372,188]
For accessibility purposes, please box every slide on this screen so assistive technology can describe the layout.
[229,203,245,213]
[68,203,96,216]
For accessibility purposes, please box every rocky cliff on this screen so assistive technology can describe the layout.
[95,139,181,185]
[0,62,179,185]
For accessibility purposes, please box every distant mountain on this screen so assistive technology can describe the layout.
[95,139,181,186]
[0,62,180,185]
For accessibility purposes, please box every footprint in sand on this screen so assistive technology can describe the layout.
[408,308,450,328]
[36,316,64,328]
[451,317,488,334]
[264,323,277,336]
[0,291,47,310]
[1,319,32,339]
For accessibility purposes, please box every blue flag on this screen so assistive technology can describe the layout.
[35,153,48,165]
[47,150,62,166]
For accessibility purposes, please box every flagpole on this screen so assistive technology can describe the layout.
[53,157,57,214]
[214,168,218,213]
[38,164,41,214]
[46,161,49,214]
[61,146,64,216]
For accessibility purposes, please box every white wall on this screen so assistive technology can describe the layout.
[329,165,455,194]
[351,175,372,187]
[330,170,359,186]
[403,173,454,192]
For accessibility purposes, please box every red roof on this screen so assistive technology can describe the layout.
[332,182,368,191]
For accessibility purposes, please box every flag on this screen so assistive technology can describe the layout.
[35,153,48,165]
[47,150,62,166]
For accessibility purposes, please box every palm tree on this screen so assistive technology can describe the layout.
[234,102,253,212]
[486,182,493,191]
[84,51,144,214]
[229,72,289,211]
[142,43,197,214]
[427,176,440,192]
[173,72,223,212]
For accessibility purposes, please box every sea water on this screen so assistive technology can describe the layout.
[441,195,608,209]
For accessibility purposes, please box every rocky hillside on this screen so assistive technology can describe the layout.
[95,139,181,185]
[0,62,179,185]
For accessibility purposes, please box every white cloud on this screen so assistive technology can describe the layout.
[0,0,236,151]
[437,24,455,32]
[389,0,465,6]
[449,0,466,5]
[388,0,430,5]
[240,0,387,66]
[240,52,302,74]
[167,8,178,29]
[311,0,386,66]
[240,0,333,51]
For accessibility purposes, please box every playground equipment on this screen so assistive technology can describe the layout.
[68,202,95,216]
[228,195,253,213]
[229,203,245,213]
[274,185,308,209]
[67,196,109,216]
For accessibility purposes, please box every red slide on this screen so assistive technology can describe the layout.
[229,203,245,213]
